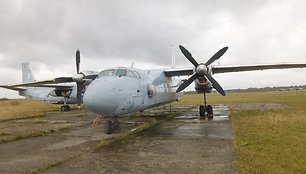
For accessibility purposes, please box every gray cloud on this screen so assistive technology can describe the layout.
[1,0,306,98]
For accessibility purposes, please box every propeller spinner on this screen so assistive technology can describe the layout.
[176,45,228,96]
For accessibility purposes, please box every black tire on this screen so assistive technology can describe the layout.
[207,105,213,114]
[66,105,71,111]
[61,105,65,112]
[207,105,213,119]
[112,119,121,133]
[105,120,113,134]
[199,105,205,117]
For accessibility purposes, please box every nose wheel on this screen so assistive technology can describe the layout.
[199,93,213,119]
[105,117,121,134]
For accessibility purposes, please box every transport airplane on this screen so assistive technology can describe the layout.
[2,46,306,133]
[0,50,98,111]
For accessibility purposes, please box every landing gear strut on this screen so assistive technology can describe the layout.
[199,93,213,119]
[60,97,70,112]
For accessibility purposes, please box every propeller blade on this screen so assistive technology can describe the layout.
[205,47,228,66]
[206,75,226,96]
[76,83,82,106]
[179,45,199,67]
[176,73,198,93]
[76,49,80,74]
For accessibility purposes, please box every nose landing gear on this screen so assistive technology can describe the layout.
[105,117,121,134]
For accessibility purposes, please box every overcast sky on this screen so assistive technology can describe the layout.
[1,0,306,98]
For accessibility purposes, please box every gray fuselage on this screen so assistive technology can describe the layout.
[83,67,182,116]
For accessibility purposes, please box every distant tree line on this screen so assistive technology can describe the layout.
[184,85,306,94]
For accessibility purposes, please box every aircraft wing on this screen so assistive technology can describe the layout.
[0,80,75,91]
[0,80,56,91]
[164,63,306,77]
[212,63,306,74]
[164,67,194,77]
[4,80,57,88]
[0,85,25,91]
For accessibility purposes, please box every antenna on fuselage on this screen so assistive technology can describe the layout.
[171,44,176,68]
[131,62,134,68]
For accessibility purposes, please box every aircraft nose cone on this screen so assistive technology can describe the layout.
[83,78,118,116]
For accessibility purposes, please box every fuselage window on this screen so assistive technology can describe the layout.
[98,69,115,77]
[115,69,127,77]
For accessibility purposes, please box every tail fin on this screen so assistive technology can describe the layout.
[22,62,35,83]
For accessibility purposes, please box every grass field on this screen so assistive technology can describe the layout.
[178,91,306,173]
[0,99,59,121]
[1,91,305,173]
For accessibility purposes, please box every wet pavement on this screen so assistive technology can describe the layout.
[46,105,236,174]
[0,105,236,174]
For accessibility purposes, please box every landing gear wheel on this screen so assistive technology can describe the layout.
[207,105,213,120]
[199,105,206,118]
[60,105,70,112]
[105,120,113,134]
[112,118,121,133]
[66,105,71,111]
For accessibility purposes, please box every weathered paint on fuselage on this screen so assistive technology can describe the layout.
[83,67,182,116]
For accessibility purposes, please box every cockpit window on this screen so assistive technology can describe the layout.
[132,71,141,78]
[115,69,127,77]
[98,69,115,77]
[98,68,140,78]
[127,70,135,78]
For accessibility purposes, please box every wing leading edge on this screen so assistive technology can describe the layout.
[164,63,306,77]
[212,63,306,74]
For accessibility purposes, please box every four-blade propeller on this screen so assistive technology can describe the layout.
[54,50,84,107]
[176,45,228,96]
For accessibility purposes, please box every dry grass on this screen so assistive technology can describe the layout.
[177,91,306,173]
[0,99,59,121]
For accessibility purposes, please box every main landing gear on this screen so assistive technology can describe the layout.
[199,93,213,119]
[60,96,71,112]
[61,105,71,112]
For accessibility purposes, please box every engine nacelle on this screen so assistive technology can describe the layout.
[48,89,72,97]
[83,79,93,85]
[81,70,99,77]
[72,70,99,83]
[147,84,156,98]
[194,77,213,93]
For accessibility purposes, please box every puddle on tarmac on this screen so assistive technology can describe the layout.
[145,105,233,140]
